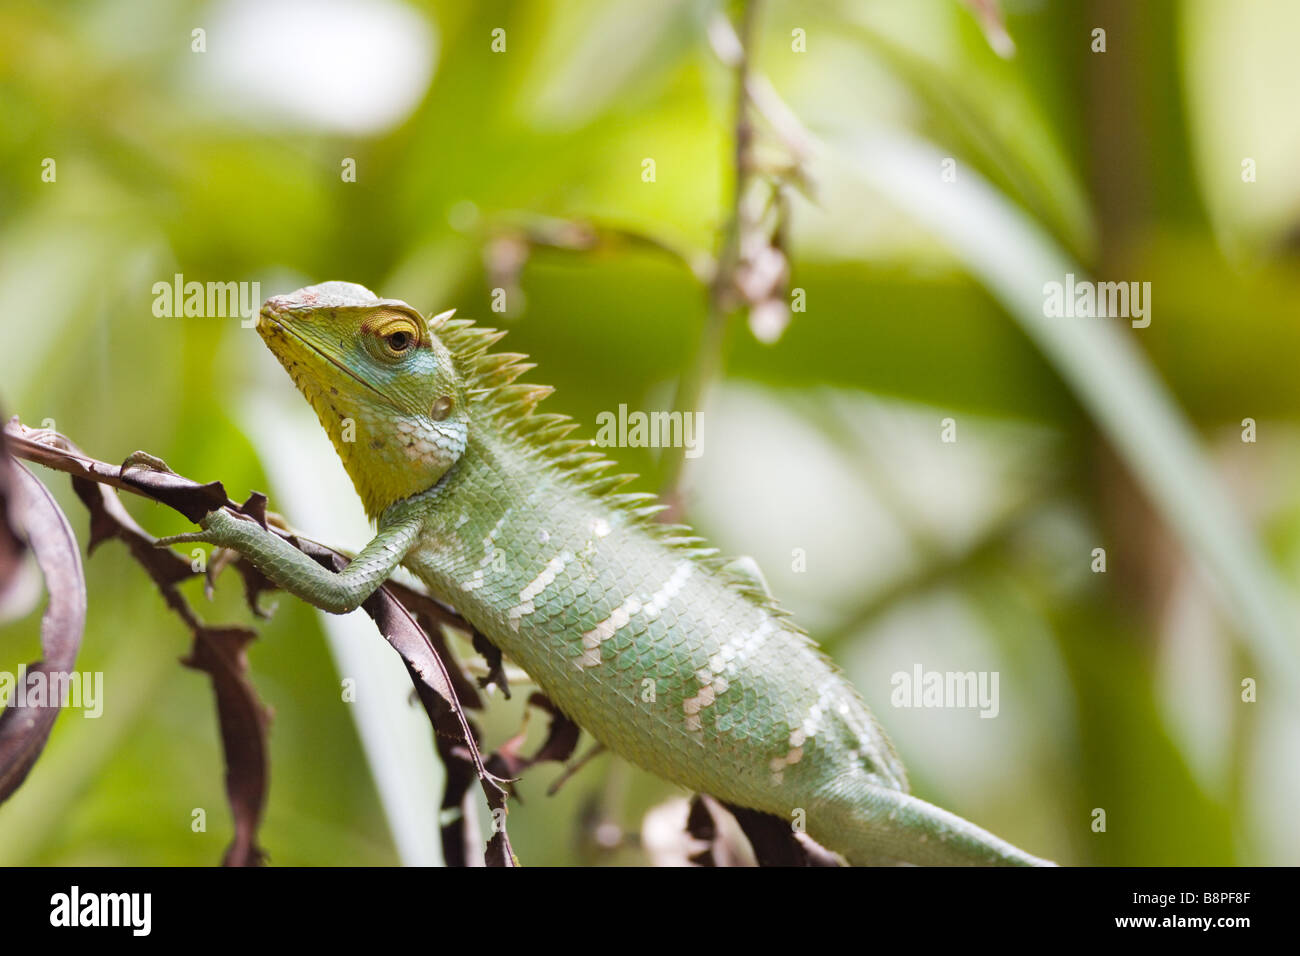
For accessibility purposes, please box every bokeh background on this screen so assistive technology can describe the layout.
[2,0,1299,866]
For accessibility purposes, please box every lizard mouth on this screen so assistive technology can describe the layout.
[258,310,390,402]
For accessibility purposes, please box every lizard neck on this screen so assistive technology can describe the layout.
[327,408,466,520]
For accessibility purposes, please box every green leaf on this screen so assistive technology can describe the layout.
[830,128,1298,693]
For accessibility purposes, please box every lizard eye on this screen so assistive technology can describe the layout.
[366,308,423,357]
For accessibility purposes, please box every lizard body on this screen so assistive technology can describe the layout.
[166,282,1053,866]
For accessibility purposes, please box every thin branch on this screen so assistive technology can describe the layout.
[659,1,765,518]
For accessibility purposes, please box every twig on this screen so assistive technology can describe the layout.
[659,1,766,518]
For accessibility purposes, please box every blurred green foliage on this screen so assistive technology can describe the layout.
[2,0,1298,866]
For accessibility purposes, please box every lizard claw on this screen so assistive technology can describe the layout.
[122,450,174,474]
[155,532,211,548]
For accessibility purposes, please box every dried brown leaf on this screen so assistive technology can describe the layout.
[0,463,87,802]
[70,475,271,867]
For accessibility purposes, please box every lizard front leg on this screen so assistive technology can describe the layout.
[157,506,424,614]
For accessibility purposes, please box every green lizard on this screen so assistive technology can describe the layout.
[161,281,1054,866]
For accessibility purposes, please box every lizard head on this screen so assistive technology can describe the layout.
[257,281,468,518]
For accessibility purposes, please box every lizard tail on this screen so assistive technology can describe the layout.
[809,781,1057,866]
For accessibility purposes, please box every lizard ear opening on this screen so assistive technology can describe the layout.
[431,396,454,421]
